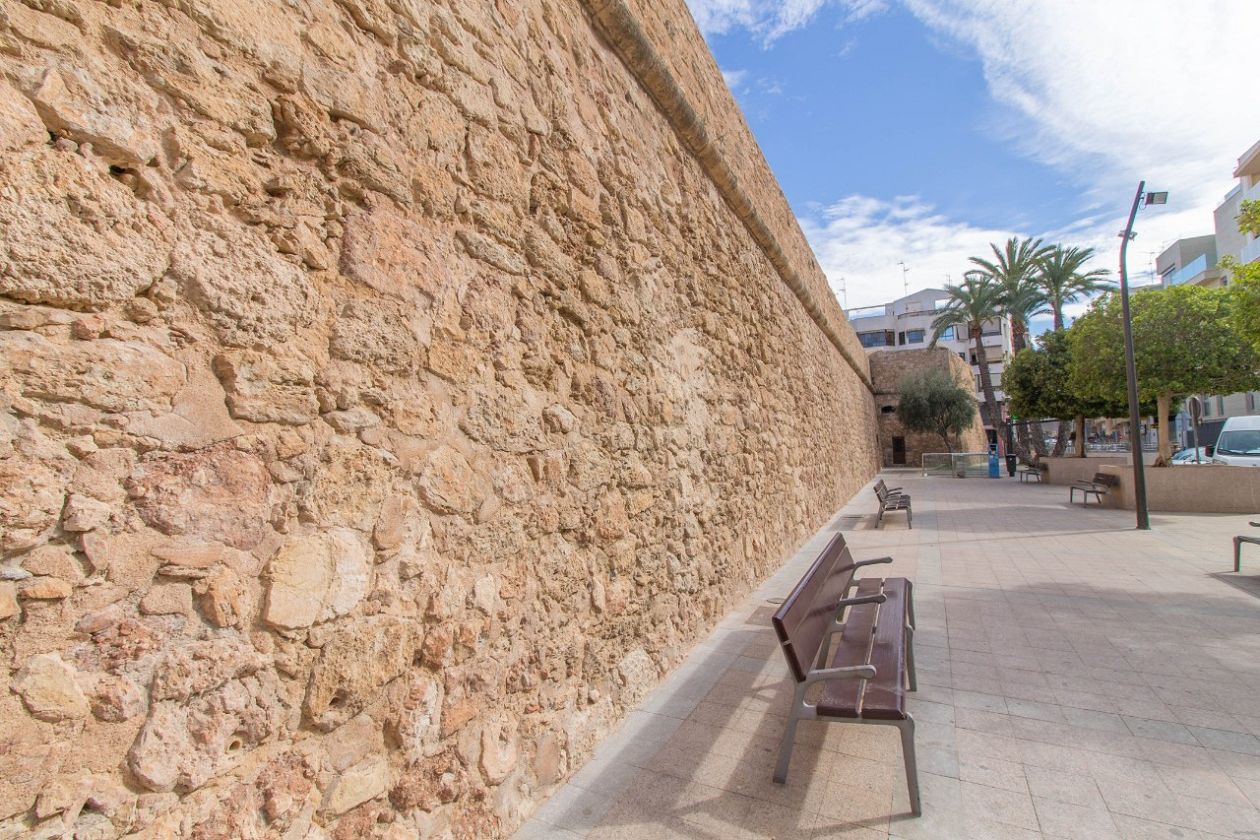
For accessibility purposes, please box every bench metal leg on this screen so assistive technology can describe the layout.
[773,683,807,784]
[896,715,921,816]
[905,624,917,692]
[1236,537,1243,573]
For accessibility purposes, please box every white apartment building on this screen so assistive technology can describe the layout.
[846,287,1013,440]
[1158,139,1260,447]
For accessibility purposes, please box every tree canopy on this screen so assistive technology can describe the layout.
[1005,329,1143,422]
[896,369,978,454]
[1068,285,1260,461]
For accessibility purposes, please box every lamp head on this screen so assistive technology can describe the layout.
[1144,191,1168,206]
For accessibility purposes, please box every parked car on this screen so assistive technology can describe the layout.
[1212,415,1260,466]
[1171,446,1212,465]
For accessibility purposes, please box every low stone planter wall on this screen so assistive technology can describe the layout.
[1097,464,1260,513]
[1041,456,1129,486]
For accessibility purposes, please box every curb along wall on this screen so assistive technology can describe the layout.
[0,1,879,837]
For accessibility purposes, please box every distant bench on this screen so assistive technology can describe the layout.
[874,479,912,528]
[1019,463,1046,483]
[1069,472,1119,506]
[771,531,920,815]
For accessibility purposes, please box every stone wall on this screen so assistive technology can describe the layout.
[0,1,879,838]
[870,349,987,468]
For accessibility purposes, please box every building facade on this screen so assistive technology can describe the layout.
[848,288,1012,440]
[869,348,989,467]
[1159,139,1260,447]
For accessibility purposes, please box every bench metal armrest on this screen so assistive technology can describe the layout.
[852,556,893,569]
[804,665,876,686]
[1250,521,1260,528]
[837,593,887,608]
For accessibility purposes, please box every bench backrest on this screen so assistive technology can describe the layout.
[874,481,889,503]
[772,531,858,683]
[1092,472,1119,487]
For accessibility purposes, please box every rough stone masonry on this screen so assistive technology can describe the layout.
[0,0,880,837]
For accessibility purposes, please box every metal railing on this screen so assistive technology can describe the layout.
[922,452,992,477]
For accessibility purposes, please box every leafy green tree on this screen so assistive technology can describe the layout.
[930,275,1006,447]
[1237,199,1260,237]
[1005,330,1132,457]
[1068,286,1260,464]
[1037,246,1112,330]
[1226,256,1260,354]
[896,369,978,454]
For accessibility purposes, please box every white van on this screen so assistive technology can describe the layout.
[1211,415,1260,466]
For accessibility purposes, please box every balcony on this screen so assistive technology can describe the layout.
[846,305,886,320]
[1165,253,1213,286]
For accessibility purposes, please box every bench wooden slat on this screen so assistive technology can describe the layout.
[772,532,856,683]
[818,578,909,721]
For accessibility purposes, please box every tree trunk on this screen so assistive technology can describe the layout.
[1074,415,1087,457]
[1155,393,1173,466]
[1029,420,1048,457]
[1052,419,1069,456]
[972,330,1008,455]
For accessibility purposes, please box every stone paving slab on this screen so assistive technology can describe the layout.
[514,473,1260,839]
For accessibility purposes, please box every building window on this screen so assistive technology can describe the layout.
[858,331,889,348]
[1248,392,1257,412]
[1217,396,1226,415]
[938,327,955,341]
[906,329,925,344]
[898,331,906,345]
[1203,398,1211,417]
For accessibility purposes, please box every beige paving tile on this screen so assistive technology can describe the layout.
[514,475,1260,840]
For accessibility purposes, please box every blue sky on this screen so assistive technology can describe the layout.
[685,0,1260,318]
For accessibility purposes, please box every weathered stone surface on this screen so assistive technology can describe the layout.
[213,350,319,426]
[417,446,478,515]
[263,528,370,629]
[1,332,186,414]
[128,446,271,549]
[0,0,882,835]
[13,654,90,721]
[304,615,414,731]
[321,755,390,816]
[0,151,171,311]
[173,227,316,349]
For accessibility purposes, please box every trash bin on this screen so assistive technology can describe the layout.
[1005,454,1017,477]
[988,451,1000,478]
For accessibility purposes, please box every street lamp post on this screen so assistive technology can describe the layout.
[1118,181,1167,531]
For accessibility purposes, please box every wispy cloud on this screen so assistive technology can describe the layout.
[800,194,1025,308]
[686,0,887,44]
[720,67,748,91]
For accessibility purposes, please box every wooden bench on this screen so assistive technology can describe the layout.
[1069,472,1119,505]
[771,532,920,815]
[1234,522,1260,572]
[874,479,912,529]
[1018,463,1046,483]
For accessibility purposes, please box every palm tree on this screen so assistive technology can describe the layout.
[968,236,1054,352]
[1037,246,1112,330]
[930,274,1007,447]
[1036,245,1112,456]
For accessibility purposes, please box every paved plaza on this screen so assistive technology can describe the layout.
[515,472,1260,839]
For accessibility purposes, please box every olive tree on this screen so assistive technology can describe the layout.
[897,369,978,454]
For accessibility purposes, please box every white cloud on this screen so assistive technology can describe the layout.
[899,0,1260,255]
[721,67,748,91]
[800,194,1025,308]
[686,0,886,43]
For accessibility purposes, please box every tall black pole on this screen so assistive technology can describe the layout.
[1119,181,1150,530]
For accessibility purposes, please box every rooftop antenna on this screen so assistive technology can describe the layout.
[898,261,909,296]
[837,276,847,308]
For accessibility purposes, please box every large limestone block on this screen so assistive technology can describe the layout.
[128,668,285,792]
[321,755,390,816]
[13,653,90,721]
[26,65,161,165]
[0,332,186,414]
[0,152,172,310]
[213,350,320,425]
[263,528,371,629]
[0,78,48,152]
[173,227,317,349]
[304,615,414,731]
[127,446,272,549]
